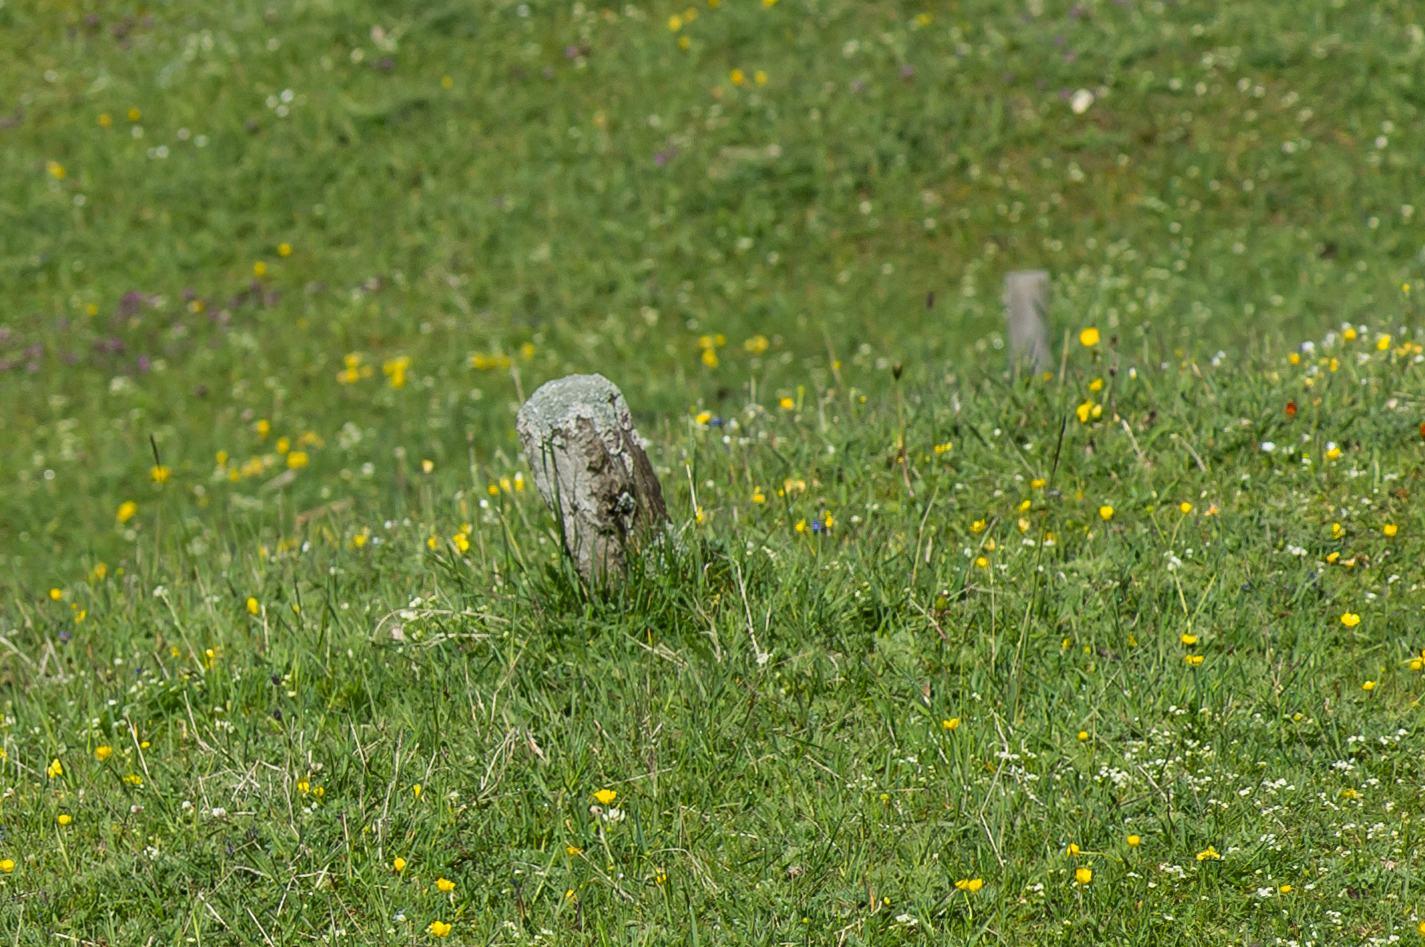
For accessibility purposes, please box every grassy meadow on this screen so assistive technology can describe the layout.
[3,0,1425,942]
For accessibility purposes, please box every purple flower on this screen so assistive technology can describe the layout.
[851,79,866,93]
[565,45,580,59]
[900,65,915,78]
[137,354,151,372]
[1059,87,1073,100]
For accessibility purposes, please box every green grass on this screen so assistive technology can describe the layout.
[2,0,1425,942]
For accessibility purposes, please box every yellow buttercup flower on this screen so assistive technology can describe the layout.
[95,746,113,762]
[1362,680,1376,691]
[1384,524,1398,537]
[1099,505,1114,521]
[429,921,451,938]
[1074,867,1092,885]
[393,857,407,872]
[117,500,138,523]
[247,597,259,616]
[46,759,63,779]
[1179,502,1193,514]
[1077,731,1088,741]
[1340,613,1360,627]
[1181,634,1197,645]
[1126,835,1140,847]
[1088,378,1103,392]
[57,814,72,826]
[942,718,960,731]
[0,859,13,873]
[150,465,171,484]
[594,789,617,805]
[954,878,983,892]
[1195,846,1220,861]
[1184,655,1204,666]
[436,877,455,893]
[970,519,986,534]
[1079,327,1100,347]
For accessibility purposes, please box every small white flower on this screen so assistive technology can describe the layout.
[1070,88,1095,114]
[1260,441,1276,453]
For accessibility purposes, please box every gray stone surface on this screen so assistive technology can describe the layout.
[1005,270,1052,373]
[515,374,668,582]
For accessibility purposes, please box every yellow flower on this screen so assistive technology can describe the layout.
[451,533,470,554]
[1340,613,1360,627]
[95,746,113,762]
[276,436,290,455]
[429,921,451,938]
[1079,327,1100,347]
[1288,352,1300,365]
[393,857,407,872]
[1066,843,1080,856]
[751,489,766,504]
[1180,634,1197,646]
[668,14,683,29]
[1362,680,1376,691]
[694,411,712,425]
[246,597,259,616]
[1184,655,1204,666]
[1179,502,1193,514]
[730,68,745,85]
[383,356,411,388]
[942,718,960,731]
[744,335,769,354]
[278,242,292,257]
[127,107,141,122]
[124,774,143,786]
[286,451,308,469]
[1343,327,1357,341]
[46,759,63,779]
[436,877,455,893]
[566,846,583,855]
[0,859,12,873]
[594,789,617,805]
[1077,731,1088,742]
[954,878,984,892]
[150,465,171,484]
[46,161,66,180]
[754,70,767,85]
[970,519,986,534]
[298,779,310,793]
[1074,867,1092,885]
[1412,659,1423,671]
[778,397,794,410]
[1326,447,1341,460]
[57,814,72,826]
[1279,884,1291,893]
[1098,505,1114,521]
[253,261,267,277]
[1341,788,1360,800]
[98,112,112,127]
[1384,524,1398,537]
[1126,835,1140,847]
[48,588,62,601]
[1088,378,1103,392]
[701,348,719,368]
[1076,401,1093,423]
[677,34,690,49]
[413,784,422,798]
[974,556,988,568]
[1377,335,1391,351]
[1195,846,1220,861]
[1329,357,1339,372]
[117,500,138,523]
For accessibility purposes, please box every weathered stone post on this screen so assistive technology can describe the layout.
[515,374,668,583]
[1004,270,1052,373]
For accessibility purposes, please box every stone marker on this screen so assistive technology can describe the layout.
[515,374,668,582]
[1004,270,1052,373]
